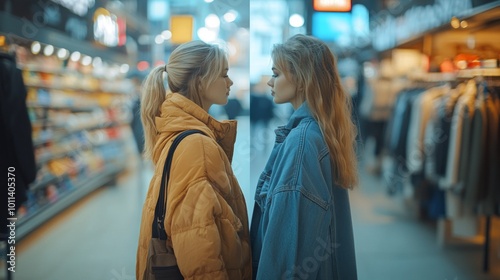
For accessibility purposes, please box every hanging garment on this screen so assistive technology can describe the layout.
[387,89,423,164]
[440,80,477,218]
[406,86,447,175]
[434,84,464,177]
[462,96,487,215]
[482,93,500,215]
[440,80,477,190]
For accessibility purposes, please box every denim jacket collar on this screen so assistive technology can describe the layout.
[275,102,313,143]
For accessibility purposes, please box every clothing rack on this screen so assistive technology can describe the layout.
[458,68,500,273]
[406,72,458,89]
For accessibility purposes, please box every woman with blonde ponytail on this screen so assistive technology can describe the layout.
[250,34,358,280]
[136,40,252,279]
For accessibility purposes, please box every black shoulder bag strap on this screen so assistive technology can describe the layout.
[152,129,206,240]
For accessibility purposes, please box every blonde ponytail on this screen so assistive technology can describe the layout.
[140,65,166,159]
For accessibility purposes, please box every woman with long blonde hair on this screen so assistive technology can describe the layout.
[136,40,252,279]
[250,34,358,280]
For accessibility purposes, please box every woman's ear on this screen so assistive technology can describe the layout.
[196,77,205,94]
[296,82,304,94]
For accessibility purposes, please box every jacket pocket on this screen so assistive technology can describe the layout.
[255,172,271,210]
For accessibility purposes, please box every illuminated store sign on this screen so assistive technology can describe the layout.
[312,12,352,46]
[93,8,119,47]
[312,4,369,47]
[170,15,194,44]
[372,0,473,51]
[313,0,352,12]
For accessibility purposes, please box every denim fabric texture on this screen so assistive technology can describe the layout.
[250,103,358,280]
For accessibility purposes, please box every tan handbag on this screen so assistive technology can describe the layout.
[143,130,205,280]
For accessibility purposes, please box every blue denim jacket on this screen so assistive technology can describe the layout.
[250,103,357,280]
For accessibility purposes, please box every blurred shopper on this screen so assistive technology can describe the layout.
[136,40,252,279]
[0,49,37,237]
[224,95,243,119]
[250,85,275,126]
[128,73,145,155]
[250,34,358,280]
[250,83,275,128]
[250,82,275,152]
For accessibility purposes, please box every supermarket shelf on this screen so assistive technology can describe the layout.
[36,149,78,165]
[33,132,79,147]
[27,102,97,112]
[17,164,125,240]
[33,131,124,147]
[25,81,129,95]
[33,119,126,135]
[31,119,59,128]
[33,136,58,146]
[20,65,81,76]
[14,42,134,243]
[25,81,100,93]
[19,65,123,81]
[68,121,129,132]
[29,174,65,192]
[33,138,48,146]
[36,138,124,165]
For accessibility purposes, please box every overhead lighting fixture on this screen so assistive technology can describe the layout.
[205,14,220,28]
[57,48,69,60]
[197,27,217,42]
[161,30,172,40]
[289,14,305,28]
[70,51,81,61]
[451,17,460,29]
[223,10,238,23]
[81,55,92,66]
[31,41,41,54]
[120,64,129,73]
[92,57,103,67]
[43,45,54,56]
[155,35,164,44]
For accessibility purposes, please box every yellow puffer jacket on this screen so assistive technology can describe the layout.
[136,93,252,280]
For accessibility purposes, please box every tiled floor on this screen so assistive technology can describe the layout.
[2,116,500,280]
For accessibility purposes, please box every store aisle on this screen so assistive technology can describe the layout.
[4,115,500,280]
[351,166,500,280]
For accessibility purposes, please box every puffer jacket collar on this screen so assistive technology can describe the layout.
[153,92,237,163]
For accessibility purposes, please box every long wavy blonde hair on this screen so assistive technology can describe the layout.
[272,34,358,188]
[140,41,227,159]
